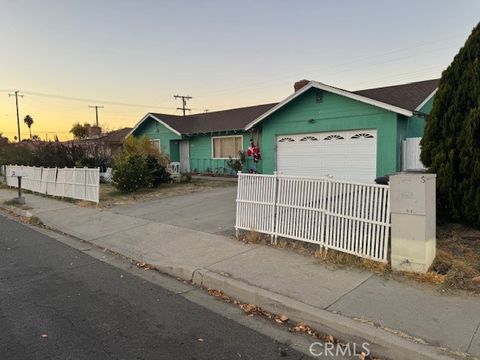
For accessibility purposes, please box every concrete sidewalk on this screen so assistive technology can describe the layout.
[1,189,479,360]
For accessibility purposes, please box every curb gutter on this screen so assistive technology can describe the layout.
[0,205,466,360]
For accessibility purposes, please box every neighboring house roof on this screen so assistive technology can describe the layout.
[102,127,132,143]
[65,127,132,144]
[130,79,439,136]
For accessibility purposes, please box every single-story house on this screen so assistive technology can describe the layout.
[128,79,438,182]
[64,127,132,160]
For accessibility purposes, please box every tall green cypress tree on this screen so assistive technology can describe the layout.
[421,23,480,226]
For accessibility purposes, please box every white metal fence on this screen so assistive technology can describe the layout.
[4,165,100,203]
[236,173,391,262]
[402,137,426,171]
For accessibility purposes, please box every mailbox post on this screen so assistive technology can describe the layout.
[9,169,26,204]
[390,173,436,273]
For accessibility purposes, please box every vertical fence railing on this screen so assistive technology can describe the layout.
[235,172,276,234]
[4,165,100,203]
[235,172,391,262]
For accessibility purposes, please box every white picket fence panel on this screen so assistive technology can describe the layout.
[402,137,426,170]
[235,173,391,262]
[4,165,100,203]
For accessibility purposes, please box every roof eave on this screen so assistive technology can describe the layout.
[126,113,183,138]
[414,88,438,111]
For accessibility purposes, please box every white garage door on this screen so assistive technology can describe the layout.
[276,129,377,183]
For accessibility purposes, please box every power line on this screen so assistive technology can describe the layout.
[174,94,192,116]
[88,105,104,126]
[8,90,24,142]
[8,90,203,111]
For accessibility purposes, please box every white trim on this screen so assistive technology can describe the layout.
[245,81,414,130]
[415,88,438,111]
[211,135,243,159]
[126,113,182,137]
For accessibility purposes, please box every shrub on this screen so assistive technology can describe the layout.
[112,153,152,193]
[420,23,480,226]
[0,141,110,169]
[112,136,170,192]
[226,151,246,174]
[146,155,171,186]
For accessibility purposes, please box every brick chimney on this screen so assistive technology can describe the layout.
[294,79,310,92]
[89,125,102,137]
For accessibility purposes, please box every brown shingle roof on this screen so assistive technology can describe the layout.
[149,103,277,134]
[102,127,132,143]
[139,79,438,135]
[354,79,439,111]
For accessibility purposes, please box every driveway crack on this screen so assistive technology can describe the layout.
[324,273,373,310]
[467,317,480,353]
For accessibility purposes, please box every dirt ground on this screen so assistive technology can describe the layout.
[97,178,236,208]
[430,223,480,292]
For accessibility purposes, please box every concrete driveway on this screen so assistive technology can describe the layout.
[109,186,237,236]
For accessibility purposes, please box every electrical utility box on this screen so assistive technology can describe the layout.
[389,173,436,273]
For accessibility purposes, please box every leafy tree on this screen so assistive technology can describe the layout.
[70,122,91,139]
[23,115,34,139]
[420,23,480,225]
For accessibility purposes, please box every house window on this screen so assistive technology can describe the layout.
[212,136,243,159]
[149,139,161,151]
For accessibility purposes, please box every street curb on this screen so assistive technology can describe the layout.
[137,258,460,360]
[0,206,464,360]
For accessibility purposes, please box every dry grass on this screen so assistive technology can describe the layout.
[98,179,235,208]
[28,216,43,226]
[404,271,445,285]
[249,223,480,293]
[243,231,265,244]
[270,236,390,273]
[432,224,480,293]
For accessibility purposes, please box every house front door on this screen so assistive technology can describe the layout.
[179,140,190,173]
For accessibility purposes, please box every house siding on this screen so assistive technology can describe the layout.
[131,116,182,161]
[258,88,400,177]
[188,132,258,173]
[406,96,434,138]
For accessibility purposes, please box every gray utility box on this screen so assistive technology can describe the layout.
[390,173,436,273]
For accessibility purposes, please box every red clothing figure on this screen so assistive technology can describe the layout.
[247,139,261,162]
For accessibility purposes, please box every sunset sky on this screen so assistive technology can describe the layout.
[1,0,479,140]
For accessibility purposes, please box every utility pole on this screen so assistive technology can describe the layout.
[8,90,24,142]
[174,95,192,116]
[88,105,104,126]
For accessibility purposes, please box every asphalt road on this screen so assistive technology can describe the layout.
[0,215,305,360]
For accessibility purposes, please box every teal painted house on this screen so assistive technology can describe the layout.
[128,79,438,182]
